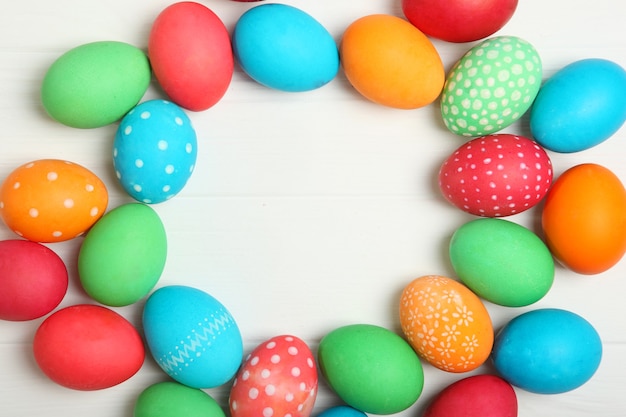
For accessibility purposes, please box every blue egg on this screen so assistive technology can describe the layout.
[142,285,243,389]
[232,3,339,92]
[530,58,626,153]
[113,99,197,204]
[317,406,367,417]
[492,308,602,394]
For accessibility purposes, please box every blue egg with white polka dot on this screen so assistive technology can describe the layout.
[113,99,197,204]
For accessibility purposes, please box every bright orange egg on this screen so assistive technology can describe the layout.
[542,163,626,274]
[399,275,494,373]
[340,14,444,109]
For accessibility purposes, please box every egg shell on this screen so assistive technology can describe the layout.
[340,14,444,109]
[492,308,602,394]
[449,218,555,307]
[542,163,626,274]
[41,41,150,128]
[232,3,339,92]
[317,323,424,415]
[78,203,167,306]
[0,239,68,321]
[142,285,243,389]
[399,275,494,372]
[113,99,197,204]
[0,159,108,243]
[423,374,517,417]
[317,406,367,417]
[530,59,626,153]
[229,335,318,417]
[33,304,144,390]
[438,134,553,217]
[134,381,226,417]
[441,36,542,136]
[149,1,233,111]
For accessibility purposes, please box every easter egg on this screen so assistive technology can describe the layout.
[33,304,144,390]
[541,163,626,274]
[399,275,494,372]
[492,308,602,394]
[438,134,553,217]
[402,0,519,43]
[0,159,108,242]
[78,203,167,306]
[423,374,517,417]
[317,323,424,414]
[113,99,197,204]
[449,218,555,307]
[340,14,444,109]
[317,406,367,417]
[41,41,150,128]
[143,285,243,389]
[0,239,68,321]
[441,36,542,136]
[134,381,225,417]
[149,1,233,111]
[229,335,318,417]
[530,58,626,153]
[232,3,339,92]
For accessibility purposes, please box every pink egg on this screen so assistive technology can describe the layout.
[438,134,553,217]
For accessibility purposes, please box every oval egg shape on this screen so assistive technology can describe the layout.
[41,41,150,128]
[0,159,108,242]
[78,203,167,306]
[318,323,424,415]
[441,36,542,136]
[399,275,494,372]
[233,3,339,92]
[230,335,318,417]
[530,58,626,153]
[0,239,68,321]
[340,14,444,109]
[113,99,197,204]
[317,406,367,417]
[143,285,244,389]
[541,163,626,274]
[149,2,233,111]
[33,304,144,390]
[449,218,555,307]
[492,308,602,394]
[135,381,226,417]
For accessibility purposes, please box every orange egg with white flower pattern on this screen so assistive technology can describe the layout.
[399,275,494,373]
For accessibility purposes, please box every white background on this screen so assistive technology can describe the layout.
[1,0,625,416]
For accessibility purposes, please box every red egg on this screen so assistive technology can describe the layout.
[438,134,553,217]
[230,335,318,417]
[33,304,144,390]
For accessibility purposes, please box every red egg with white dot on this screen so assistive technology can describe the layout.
[229,335,318,417]
[0,159,108,242]
[438,134,552,217]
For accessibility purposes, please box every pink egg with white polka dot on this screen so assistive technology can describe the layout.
[438,134,553,217]
[229,335,318,417]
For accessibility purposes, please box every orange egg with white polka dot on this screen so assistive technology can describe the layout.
[399,275,494,373]
[0,159,108,242]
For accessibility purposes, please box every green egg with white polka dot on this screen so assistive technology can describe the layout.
[440,36,542,137]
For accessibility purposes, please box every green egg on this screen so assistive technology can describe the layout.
[440,36,542,137]
[318,324,424,415]
[78,203,167,306]
[41,41,151,128]
[449,218,554,307]
[134,381,225,417]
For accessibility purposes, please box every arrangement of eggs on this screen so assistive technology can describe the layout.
[1,0,625,416]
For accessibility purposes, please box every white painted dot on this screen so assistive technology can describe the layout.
[134,184,142,192]
[186,143,193,153]
[271,354,281,364]
[249,388,259,399]
[288,346,298,355]
[175,117,183,126]
[90,207,99,217]
[285,393,294,402]
[47,172,58,181]
[250,356,259,366]
[13,182,20,189]
[231,401,238,411]
[135,159,144,168]
[165,165,175,174]
[266,341,277,349]
[29,208,38,218]
[52,231,62,238]
[124,126,132,135]
[261,369,271,379]
[158,140,168,150]
[263,407,274,417]
[265,384,276,396]
[291,367,301,377]
[140,111,151,119]
[113,148,118,158]
[307,358,314,368]
[85,184,94,192]
[64,199,74,208]
[162,185,171,193]
[299,382,307,391]
[241,370,250,381]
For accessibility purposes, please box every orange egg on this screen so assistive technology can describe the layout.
[399,275,494,373]
[340,14,444,109]
[0,159,108,242]
[541,163,626,274]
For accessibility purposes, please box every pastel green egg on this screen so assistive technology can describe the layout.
[449,218,554,307]
[134,381,225,417]
[41,41,151,128]
[318,324,424,415]
[440,36,542,137]
[78,203,167,306]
